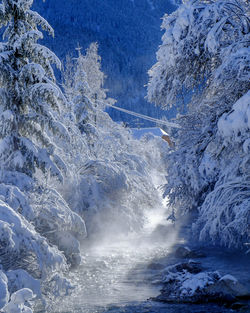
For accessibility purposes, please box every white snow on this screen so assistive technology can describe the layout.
[6,270,41,299]
[219,274,238,284]
[0,271,9,309]
[162,265,221,298]
[3,288,34,313]
[218,91,250,143]
[131,127,167,139]
[180,272,216,296]
[0,0,247,309]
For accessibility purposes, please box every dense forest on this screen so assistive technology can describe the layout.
[0,0,249,312]
[32,0,178,126]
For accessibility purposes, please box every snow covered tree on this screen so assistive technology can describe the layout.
[81,42,109,107]
[192,91,250,248]
[148,0,249,108]
[64,42,115,109]
[0,1,87,307]
[63,43,116,154]
[0,0,68,180]
[67,48,97,134]
[148,0,250,248]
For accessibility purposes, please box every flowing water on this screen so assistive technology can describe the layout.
[47,172,240,313]
[49,218,234,313]
[50,207,172,312]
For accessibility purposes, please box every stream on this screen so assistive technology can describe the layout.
[45,172,247,313]
[48,223,235,313]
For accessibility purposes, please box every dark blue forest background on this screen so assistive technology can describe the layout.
[33,0,177,127]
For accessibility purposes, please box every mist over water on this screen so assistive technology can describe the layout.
[51,227,175,312]
[48,168,178,313]
[47,204,234,313]
[44,149,234,313]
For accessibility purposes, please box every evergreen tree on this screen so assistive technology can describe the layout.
[148,0,250,248]
[0,1,86,307]
[81,42,109,107]
[0,0,67,180]
[63,43,115,153]
[72,47,97,136]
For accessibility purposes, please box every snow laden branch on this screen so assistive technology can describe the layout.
[147,0,250,108]
[148,0,250,249]
[0,0,87,310]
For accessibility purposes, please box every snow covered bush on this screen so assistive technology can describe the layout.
[30,188,87,266]
[148,0,250,248]
[0,200,67,277]
[0,198,70,310]
[3,288,34,313]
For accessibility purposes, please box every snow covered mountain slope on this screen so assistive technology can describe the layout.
[32,0,177,126]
